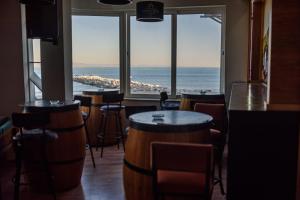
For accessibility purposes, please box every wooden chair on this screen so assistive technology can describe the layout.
[11,112,58,200]
[151,142,214,200]
[74,95,96,168]
[97,93,126,158]
[194,102,228,195]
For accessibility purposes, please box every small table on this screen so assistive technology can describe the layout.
[82,89,122,146]
[123,110,213,200]
[22,100,86,192]
[180,93,225,111]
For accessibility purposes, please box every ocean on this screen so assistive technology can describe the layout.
[34,66,220,97]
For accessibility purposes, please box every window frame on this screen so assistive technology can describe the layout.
[69,6,226,100]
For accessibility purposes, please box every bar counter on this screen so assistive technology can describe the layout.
[227,83,300,200]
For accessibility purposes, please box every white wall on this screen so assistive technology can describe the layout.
[71,0,250,97]
[0,1,25,116]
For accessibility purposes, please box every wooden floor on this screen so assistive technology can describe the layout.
[0,146,227,200]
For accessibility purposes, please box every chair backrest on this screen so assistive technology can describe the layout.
[160,92,168,103]
[151,142,213,174]
[125,105,157,119]
[11,112,50,129]
[194,103,227,132]
[102,93,124,104]
[190,94,226,109]
[74,95,92,107]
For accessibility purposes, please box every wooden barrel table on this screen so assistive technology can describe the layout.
[23,100,86,192]
[82,89,125,146]
[123,110,213,200]
[180,93,226,111]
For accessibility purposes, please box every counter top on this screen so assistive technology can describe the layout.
[229,83,268,112]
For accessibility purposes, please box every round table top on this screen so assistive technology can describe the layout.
[82,89,119,96]
[22,100,80,112]
[129,110,213,133]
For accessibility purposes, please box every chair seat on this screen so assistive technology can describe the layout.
[13,129,58,141]
[161,101,180,110]
[100,105,125,112]
[157,170,206,195]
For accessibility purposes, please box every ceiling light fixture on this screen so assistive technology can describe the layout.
[136,1,164,22]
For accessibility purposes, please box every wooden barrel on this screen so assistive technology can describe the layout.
[82,90,125,146]
[180,93,226,111]
[123,111,213,200]
[23,101,86,192]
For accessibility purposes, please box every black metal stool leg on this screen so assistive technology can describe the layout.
[114,112,120,150]
[84,121,96,168]
[41,138,56,200]
[14,142,22,200]
[96,114,105,152]
[100,112,108,158]
[218,160,225,195]
[117,112,125,152]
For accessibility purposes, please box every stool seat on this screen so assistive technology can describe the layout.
[100,105,125,112]
[161,101,180,110]
[14,129,58,141]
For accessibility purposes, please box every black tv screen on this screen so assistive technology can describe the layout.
[25,2,59,43]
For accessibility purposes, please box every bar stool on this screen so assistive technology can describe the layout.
[74,95,96,168]
[160,92,180,110]
[194,102,228,195]
[11,112,58,200]
[97,93,125,158]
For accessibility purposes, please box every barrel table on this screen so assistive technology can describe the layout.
[23,100,86,192]
[180,93,225,111]
[123,110,213,200]
[82,89,123,146]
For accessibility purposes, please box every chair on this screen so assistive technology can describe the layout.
[74,95,96,168]
[151,142,214,200]
[11,112,58,200]
[97,93,126,158]
[124,105,157,135]
[194,103,228,195]
[189,94,226,111]
[159,92,180,110]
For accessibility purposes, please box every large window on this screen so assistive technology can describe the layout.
[72,15,121,95]
[71,7,225,98]
[176,13,222,94]
[128,15,172,96]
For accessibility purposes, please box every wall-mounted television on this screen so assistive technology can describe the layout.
[20,0,59,44]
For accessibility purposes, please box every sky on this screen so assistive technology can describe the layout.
[34,14,222,68]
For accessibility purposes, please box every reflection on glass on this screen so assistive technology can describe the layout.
[34,85,42,100]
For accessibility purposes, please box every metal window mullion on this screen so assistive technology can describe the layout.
[170,14,177,99]
[126,13,131,98]
[119,12,126,94]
